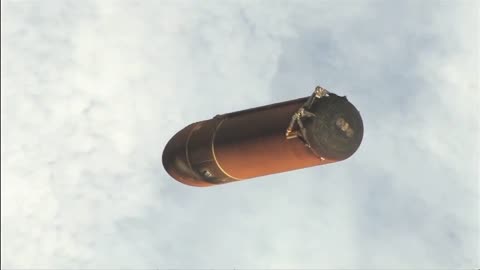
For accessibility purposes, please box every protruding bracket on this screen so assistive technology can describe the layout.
[314,86,330,98]
[303,86,330,110]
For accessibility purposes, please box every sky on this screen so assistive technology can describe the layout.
[1,0,479,269]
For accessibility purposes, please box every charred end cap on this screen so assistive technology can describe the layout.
[162,124,213,187]
[304,94,363,160]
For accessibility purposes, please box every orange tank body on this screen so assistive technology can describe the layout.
[162,88,363,187]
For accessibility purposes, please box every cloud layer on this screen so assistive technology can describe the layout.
[2,1,478,268]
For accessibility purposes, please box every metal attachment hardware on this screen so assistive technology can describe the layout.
[285,86,331,145]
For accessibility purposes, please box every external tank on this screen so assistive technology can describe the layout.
[162,86,363,187]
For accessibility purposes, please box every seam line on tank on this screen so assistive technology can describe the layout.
[185,124,196,171]
[211,119,241,180]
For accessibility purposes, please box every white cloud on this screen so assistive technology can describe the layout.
[2,0,478,269]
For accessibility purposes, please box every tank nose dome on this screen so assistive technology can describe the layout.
[162,124,212,187]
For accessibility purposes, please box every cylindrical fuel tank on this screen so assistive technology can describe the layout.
[162,92,363,187]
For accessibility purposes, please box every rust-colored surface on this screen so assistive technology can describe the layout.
[213,98,334,180]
